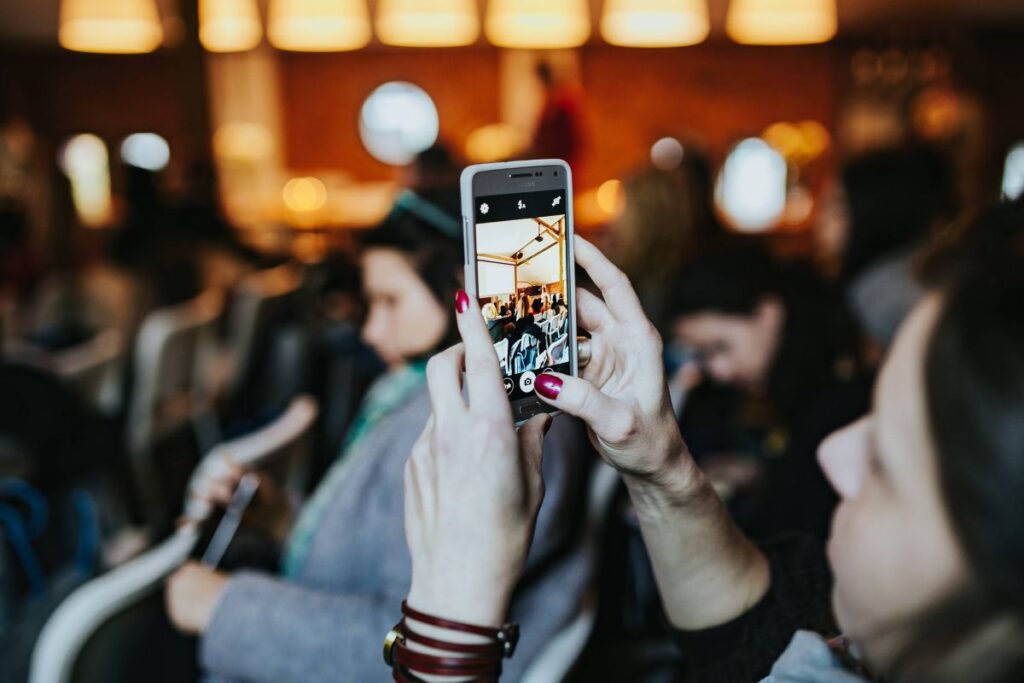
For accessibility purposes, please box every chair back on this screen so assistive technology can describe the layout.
[126,288,223,531]
[29,528,200,683]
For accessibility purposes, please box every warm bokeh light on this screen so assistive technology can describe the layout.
[282,176,328,212]
[59,0,163,54]
[1004,142,1024,201]
[485,0,591,49]
[213,123,275,164]
[59,134,113,227]
[762,120,830,166]
[465,124,528,163]
[715,137,787,232]
[601,0,709,48]
[596,179,625,216]
[650,136,685,170]
[376,0,479,47]
[120,132,170,172]
[268,0,371,52]
[359,82,439,166]
[200,0,262,52]
[726,0,837,45]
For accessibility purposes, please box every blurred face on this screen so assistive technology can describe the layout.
[361,248,448,367]
[673,298,783,392]
[819,295,967,667]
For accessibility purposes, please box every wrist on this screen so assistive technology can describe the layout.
[622,446,709,512]
[407,576,513,629]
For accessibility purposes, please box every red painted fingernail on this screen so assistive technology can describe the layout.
[455,290,469,314]
[535,374,563,400]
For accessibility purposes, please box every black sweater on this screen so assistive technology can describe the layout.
[673,536,837,682]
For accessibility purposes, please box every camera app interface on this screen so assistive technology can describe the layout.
[474,189,571,401]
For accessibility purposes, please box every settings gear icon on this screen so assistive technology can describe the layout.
[480,203,490,215]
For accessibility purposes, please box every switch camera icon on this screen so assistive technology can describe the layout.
[480,203,489,215]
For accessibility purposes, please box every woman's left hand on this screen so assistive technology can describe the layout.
[404,290,551,627]
[165,561,229,634]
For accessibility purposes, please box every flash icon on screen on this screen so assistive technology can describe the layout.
[517,200,526,210]
[480,203,489,215]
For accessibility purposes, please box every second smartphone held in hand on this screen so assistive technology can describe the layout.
[460,160,579,424]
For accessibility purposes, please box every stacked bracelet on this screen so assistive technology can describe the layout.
[383,601,520,682]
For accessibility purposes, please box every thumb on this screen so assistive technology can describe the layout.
[517,413,550,476]
[533,372,634,444]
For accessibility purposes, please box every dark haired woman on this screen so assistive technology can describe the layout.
[164,191,591,683]
[667,245,871,540]
[397,201,1024,683]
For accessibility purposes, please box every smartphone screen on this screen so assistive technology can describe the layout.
[464,162,576,422]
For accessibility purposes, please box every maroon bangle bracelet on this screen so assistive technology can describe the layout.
[401,619,507,657]
[401,601,520,657]
[393,645,503,672]
[393,648,502,678]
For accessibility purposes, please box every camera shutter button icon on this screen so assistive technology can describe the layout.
[519,371,537,393]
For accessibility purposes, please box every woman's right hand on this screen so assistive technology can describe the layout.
[183,459,293,540]
[534,236,702,496]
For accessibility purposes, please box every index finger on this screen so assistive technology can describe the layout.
[574,235,647,325]
[454,289,513,415]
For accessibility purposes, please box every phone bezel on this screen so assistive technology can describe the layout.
[460,159,579,425]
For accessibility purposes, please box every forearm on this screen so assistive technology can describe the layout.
[623,452,770,631]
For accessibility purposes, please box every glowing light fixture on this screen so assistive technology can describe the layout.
[120,133,170,171]
[359,82,439,166]
[485,0,590,49]
[715,138,787,233]
[377,0,478,47]
[200,0,262,52]
[726,0,836,46]
[650,137,684,170]
[596,179,625,217]
[59,134,113,228]
[59,0,163,54]
[1003,142,1024,201]
[601,0,709,48]
[283,176,328,212]
[268,0,371,51]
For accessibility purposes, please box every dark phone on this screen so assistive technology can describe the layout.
[198,473,260,569]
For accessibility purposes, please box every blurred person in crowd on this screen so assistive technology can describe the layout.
[0,201,39,305]
[401,200,1024,683]
[666,245,870,540]
[400,143,462,197]
[164,191,591,683]
[528,61,586,172]
[170,160,270,292]
[607,146,724,332]
[830,145,958,350]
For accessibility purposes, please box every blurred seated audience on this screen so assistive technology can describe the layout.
[666,245,870,540]
[164,190,591,683]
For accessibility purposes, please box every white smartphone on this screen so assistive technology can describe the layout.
[460,159,579,424]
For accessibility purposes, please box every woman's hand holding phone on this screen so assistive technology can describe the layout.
[532,236,704,499]
[404,290,551,628]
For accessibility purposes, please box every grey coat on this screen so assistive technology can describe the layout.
[200,386,592,682]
